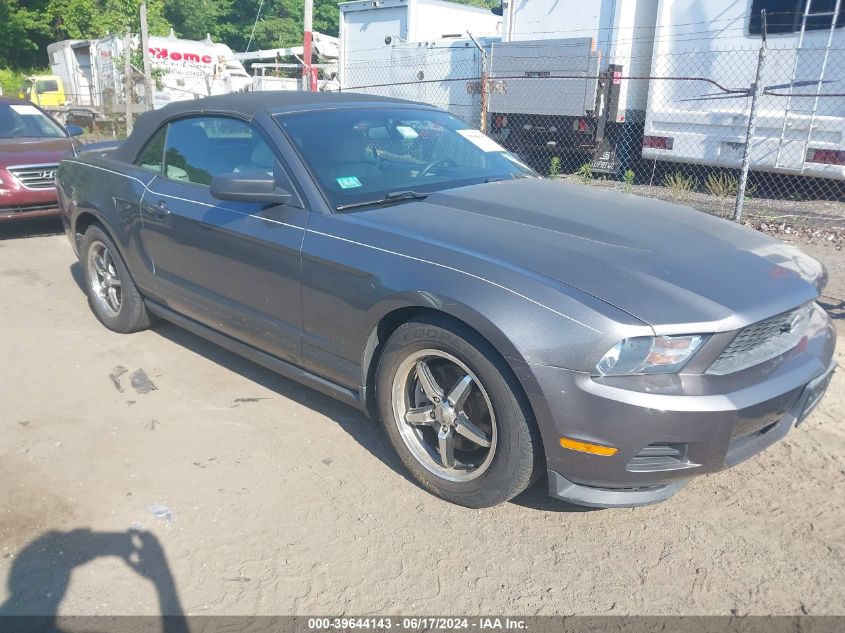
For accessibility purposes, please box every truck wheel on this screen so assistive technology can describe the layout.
[376,315,543,507]
[81,224,152,333]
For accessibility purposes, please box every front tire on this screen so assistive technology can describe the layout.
[376,315,543,508]
[81,224,152,333]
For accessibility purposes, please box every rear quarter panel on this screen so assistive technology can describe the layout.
[58,152,157,289]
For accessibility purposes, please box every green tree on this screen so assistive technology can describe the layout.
[0,0,52,69]
[46,0,102,39]
[164,0,231,40]
[44,0,170,39]
[100,0,170,36]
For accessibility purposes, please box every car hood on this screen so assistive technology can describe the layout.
[356,179,823,332]
[0,137,75,168]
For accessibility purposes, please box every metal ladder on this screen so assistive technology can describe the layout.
[773,0,842,171]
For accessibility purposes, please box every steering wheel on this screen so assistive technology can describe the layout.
[419,159,457,177]
[6,124,28,137]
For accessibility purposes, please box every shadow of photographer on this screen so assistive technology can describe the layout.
[0,528,188,633]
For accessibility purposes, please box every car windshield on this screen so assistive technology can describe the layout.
[0,103,66,139]
[276,107,536,209]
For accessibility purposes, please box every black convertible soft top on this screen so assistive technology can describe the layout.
[111,91,425,163]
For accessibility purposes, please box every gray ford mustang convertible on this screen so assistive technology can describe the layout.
[57,92,836,508]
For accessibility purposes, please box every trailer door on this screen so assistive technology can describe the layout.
[341,5,408,94]
[71,42,95,106]
[488,38,599,118]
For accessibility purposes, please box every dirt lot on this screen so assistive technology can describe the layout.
[0,219,843,617]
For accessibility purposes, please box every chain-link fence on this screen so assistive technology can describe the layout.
[337,37,845,232]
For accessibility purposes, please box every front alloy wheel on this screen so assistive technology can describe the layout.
[377,315,543,508]
[392,350,497,481]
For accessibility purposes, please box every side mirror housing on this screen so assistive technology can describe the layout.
[210,171,293,205]
[66,124,84,137]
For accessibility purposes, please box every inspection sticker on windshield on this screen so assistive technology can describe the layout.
[457,129,505,152]
[395,125,419,139]
[10,105,42,116]
[337,176,362,189]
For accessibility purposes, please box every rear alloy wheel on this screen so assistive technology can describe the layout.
[377,315,543,507]
[81,224,152,333]
[87,240,123,317]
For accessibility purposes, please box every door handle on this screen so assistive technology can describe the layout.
[144,199,170,220]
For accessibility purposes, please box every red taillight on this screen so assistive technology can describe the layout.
[806,148,845,165]
[643,135,673,150]
[494,114,508,129]
[578,119,589,132]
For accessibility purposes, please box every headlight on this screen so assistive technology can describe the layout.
[593,335,707,376]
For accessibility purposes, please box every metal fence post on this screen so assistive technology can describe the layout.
[124,29,133,136]
[467,32,488,133]
[734,12,767,222]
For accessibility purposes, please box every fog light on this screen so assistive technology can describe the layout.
[560,437,618,456]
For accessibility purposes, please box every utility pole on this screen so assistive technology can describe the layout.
[303,0,317,91]
[140,1,154,109]
[123,28,133,135]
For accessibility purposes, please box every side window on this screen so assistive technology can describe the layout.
[163,116,283,186]
[36,79,59,93]
[135,124,167,174]
[750,0,844,35]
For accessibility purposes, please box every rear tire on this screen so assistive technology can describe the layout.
[376,315,543,508]
[81,224,152,333]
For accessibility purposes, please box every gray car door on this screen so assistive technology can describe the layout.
[138,115,307,365]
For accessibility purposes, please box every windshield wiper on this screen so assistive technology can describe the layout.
[336,190,429,211]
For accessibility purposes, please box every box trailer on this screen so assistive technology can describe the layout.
[339,0,501,92]
[47,40,101,108]
[642,0,845,180]
[383,37,497,128]
[487,0,659,174]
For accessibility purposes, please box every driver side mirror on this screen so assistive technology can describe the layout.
[66,124,84,137]
[210,171,293,205]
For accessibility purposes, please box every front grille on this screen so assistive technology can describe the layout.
[7,164,59,190]
[707,304,813,376]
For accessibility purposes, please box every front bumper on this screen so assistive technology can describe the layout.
[0,201,60,222]
[0,177,60,222]
[528,305,837,508]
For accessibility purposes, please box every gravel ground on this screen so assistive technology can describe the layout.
[0,219,842,617]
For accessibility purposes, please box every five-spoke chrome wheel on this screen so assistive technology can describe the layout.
[391,349,497,482]
[87,240,122,317]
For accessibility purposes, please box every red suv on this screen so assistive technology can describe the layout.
[0,97,83,222]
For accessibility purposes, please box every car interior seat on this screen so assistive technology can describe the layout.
[165,123,214,184]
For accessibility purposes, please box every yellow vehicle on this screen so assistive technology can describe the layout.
[18,75,67,107]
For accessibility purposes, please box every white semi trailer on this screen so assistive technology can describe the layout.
[482,0,845,180]
[643,0,845,180]
[486,0,660,174]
